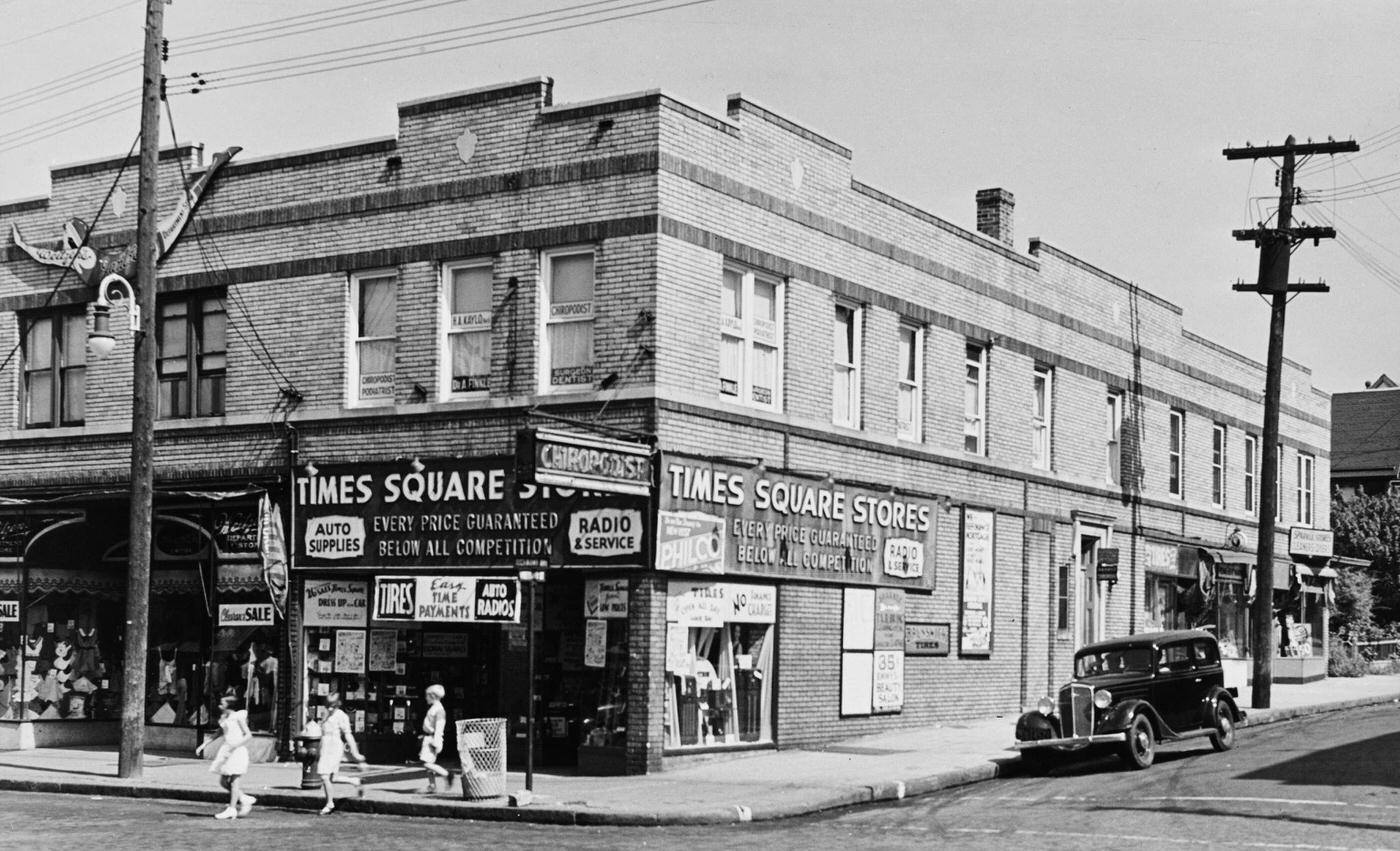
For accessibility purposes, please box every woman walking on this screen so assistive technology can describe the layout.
[316,692,365,815]
[418,684,453,793]
[198,695,256,819]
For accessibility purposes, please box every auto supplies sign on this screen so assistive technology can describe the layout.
[372,576,521,624]
[658,453,936,590]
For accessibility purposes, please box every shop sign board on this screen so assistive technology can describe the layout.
[217,602,276,626]
[658,454,937,589]
[905,622,951,656]
[372,575,521,624]
[583,578,628,618]
[1096,548,1120,583]
[0,512,82,560]
[959,508,995,656]
[0,599,17,622]
[655,510,726,573]
[1143,542,1178,574]
[516,428,652,496]
[1289,527,1334,559]
[303,580,368,627]
[666,581,776,626]
[293,456,647,569]
[872,649,904,713]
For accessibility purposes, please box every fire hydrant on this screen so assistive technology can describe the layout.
[294,721,322,790]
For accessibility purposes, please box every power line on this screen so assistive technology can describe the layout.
[0,0,140,49]
[0,52,140,116]
[0,96,139,155]
[0,90,141,148]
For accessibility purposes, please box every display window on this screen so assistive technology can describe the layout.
[5,591,121,721]
[663,581,775,749]
[579,578,629,752]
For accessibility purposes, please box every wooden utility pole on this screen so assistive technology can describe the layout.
[117,0,165,779]
[1223,134,1357,709]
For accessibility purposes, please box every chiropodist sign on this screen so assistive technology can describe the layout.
[657,453,936,589]
[294,456,646,569]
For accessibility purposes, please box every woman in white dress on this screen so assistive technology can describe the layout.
[197,695,256,819]
[316,692,365,815]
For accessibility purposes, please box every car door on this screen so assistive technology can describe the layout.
[1148,641,1199,733]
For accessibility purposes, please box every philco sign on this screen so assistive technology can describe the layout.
[517,428,652,496]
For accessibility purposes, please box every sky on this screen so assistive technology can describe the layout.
[4,0,1400,397]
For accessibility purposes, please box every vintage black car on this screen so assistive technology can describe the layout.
[1014,629,1244,771]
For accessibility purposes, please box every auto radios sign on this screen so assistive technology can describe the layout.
[372,576,520,623]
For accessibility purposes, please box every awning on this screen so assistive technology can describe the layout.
[0,485,265,508]
[1199,547,1254,566]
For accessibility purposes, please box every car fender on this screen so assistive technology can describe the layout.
[1200,685,1242,725]
[1015,710,1061,742]
[1100,698,1165,737]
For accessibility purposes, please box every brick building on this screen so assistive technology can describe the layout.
[0,78,1333,771]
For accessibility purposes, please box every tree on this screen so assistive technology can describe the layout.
[1330,488,1400,633]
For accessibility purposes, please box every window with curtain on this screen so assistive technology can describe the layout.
[719,265,782,409]
[542,249,595,389]
[23,311,86,427]
[351,272,397,403]
[964,343,987,454]
[1106,391,1122,485]
[443,261,493,395]
[1168,409,1184,498]
[1032,366,1052,469]
[832,303,861,427]
[157,292,226,418]
[1211,423,1227,507]
[1243,433,1258,514]
[1297,452,1315,526]
[897,324,922,440]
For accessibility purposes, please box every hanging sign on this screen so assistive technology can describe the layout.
[1097,548,1120,584]
[583,578,628,619]
[303,580,368,627]
[372,576,521,623]
[217,602,276,626]
[516,428,652,496]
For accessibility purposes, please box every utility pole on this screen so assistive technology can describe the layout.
[118,0,166,779]
[1223,134,1357,709]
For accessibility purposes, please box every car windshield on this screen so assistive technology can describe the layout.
[1074,646,1154,677]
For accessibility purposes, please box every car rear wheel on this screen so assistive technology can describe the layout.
[1210,703,1236,752]
[1119,714,1155,770]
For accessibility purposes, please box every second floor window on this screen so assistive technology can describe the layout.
[351,271,397,404]
[1106,391,1123,485]
[443,261,492,396]
[1211,423,1227,507]
[541,248,595,390]
[964,343,987,454]
[832,303,862,427]
[1297,452,1315,525]
[897,324,923,440]
[1243,433,1258,513]
[157,293,226,418]
[1168,409,1184,498]
[720,265,782,409]
[23,311,86,427]
[1032,366,1052,469]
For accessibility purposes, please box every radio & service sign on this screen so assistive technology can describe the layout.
[293,456,647,569]
[657,453,936,589]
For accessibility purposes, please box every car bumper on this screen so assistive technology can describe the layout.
[1014,732,1128,750]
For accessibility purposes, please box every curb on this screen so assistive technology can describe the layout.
[1239,692,1400,729]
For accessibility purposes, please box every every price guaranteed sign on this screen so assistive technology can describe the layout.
[372,576,521,624]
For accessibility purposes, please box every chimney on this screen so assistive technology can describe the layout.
[976,187,1015,247]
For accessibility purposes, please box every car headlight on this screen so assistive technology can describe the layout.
[1036,696,1055,715]
[1093,689,1112,709]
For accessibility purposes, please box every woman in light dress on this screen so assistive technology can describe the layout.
[418,684,453,793]
[316,692,365,815]
[197,695,256,819]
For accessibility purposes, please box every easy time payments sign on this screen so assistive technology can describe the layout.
[373,576,521,624]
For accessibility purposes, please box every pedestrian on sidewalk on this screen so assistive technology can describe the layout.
[196,695,256,820]
[418,684,453,794]
[316,692,366,815]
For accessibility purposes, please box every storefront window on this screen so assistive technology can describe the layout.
[1214,577,1249,658]
[9,591,121,721]
[664,582,775,749]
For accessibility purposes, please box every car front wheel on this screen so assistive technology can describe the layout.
[1120,714,1155,770]
[1210,703,1236,752]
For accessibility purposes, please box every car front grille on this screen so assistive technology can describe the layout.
[1058,683,1094,737]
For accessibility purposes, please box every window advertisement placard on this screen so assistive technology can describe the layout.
[874,588,905,650]
[583,578,629,619]
[367,628,397,671]
[960,508,995,656]
[293,456,648,570]
[0,599,20,622]
[658,453,936,589]
[584,618,608,668]
[666,581,776,627]
[871,649,904,713]
[334,628,366,674]
[303,579,369,627]
[217,602,276,627]
[372,576,520,623]
[905,622,951,656]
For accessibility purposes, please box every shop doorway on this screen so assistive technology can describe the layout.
[1077,531,1105,647]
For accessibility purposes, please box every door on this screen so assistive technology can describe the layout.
[1078,534,1102,647]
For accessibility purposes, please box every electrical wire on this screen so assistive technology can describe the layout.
[0,90,141,148]
[0,0,140,50]
[0,131,141,377]
[0,95,139,155]
[0,51,140,115]
[180,0,716,93]
[173,0,487,53]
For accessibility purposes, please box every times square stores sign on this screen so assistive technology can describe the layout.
[656,453,936,590]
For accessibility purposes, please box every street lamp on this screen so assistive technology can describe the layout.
[516,566,545,795]
[87,273,140,360]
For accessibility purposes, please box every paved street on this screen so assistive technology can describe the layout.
[3,703,1397,850]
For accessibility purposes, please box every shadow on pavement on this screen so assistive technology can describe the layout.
[1237,729,1400,789]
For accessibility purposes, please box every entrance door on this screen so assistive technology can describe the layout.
[1079,534,1102,647]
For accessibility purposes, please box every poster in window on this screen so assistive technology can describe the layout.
[303,580,369,627]
[959,507,995,656]
[874,588,904,650]
[367,628,397,672]
[334,629,366,674]
[871,649,904,713]
[584,618,608,668]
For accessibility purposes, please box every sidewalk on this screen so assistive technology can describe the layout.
[1,674,1396,826]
